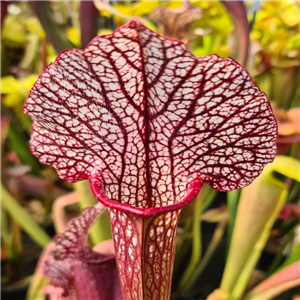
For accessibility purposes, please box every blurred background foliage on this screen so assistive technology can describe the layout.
[1,1,299,300]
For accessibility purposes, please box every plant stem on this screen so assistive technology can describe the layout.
[1,184,51,248]
[226,189,240,256]
[79,1,99,48]
[10,216,23,260]
[30,1,75,53]
[178,186,218,293]
[180,219,227,293]
[201,186,218,212]
[74,181,111,245]
[266,231,293,275]
[178,190,203,290]
[222,1,249,66]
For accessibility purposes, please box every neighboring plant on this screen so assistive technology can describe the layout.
[44,203,121,300]
[249,1,300,110]
[208,155,300,300]
[24,19,277,299]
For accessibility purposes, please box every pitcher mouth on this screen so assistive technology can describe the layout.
[89,176,204,218]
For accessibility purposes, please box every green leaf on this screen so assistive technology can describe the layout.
[281,3,300,27]
[2,16,28,48]
[8,119,40,175]
[1,184,51,248]
[1,76,19,96]
[1,75,39,108]
[276,225,300,271]
[264,156,300,185]
[219,156,300,299]
[24,17,45,39]
[131,0,160,16]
